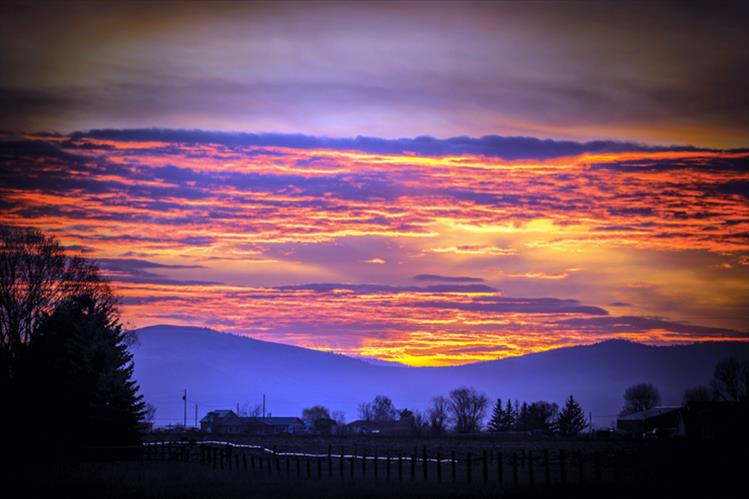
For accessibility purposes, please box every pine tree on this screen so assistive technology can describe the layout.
[487,398,504,432]
[517,402,529,430]
[503,398,516,430]
[557,395,587,436]
[31,291,145,449]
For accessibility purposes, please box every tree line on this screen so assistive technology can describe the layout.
[305,356,749,437]
[301,387,590,436]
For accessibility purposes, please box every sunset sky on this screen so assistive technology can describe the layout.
[1,1,747,365]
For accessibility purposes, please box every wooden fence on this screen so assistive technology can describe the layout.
[141,440,678,488]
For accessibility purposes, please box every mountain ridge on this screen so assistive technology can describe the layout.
[131,325,749,428]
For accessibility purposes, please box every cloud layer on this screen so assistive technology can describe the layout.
[2,2,747,147]
[1,130,747,364]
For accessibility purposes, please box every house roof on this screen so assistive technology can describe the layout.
[200,412,302,426]
[200,409,237,423]
[618,406,682,421]
[258,417,303,425]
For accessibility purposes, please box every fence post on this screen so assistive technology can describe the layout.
[528,450,534,489]
[374,451,379,479]
[306,456,311,479]
[544,449,550,485]
[296,456,301,478]
[275,447,280,474]
[521,448,526,468]
[398,453,403,481]
[350,451,355,479]
[387,451,391,480]
[227,445,232,471]
[328,445,333,478]
[411,449,416,481]
[482,450,488,484]
[512,452,518,488]
[317,455,322,479]
[497,451,503,486]
[340,447,344,479]
[595,452,601,483]
[577,450,584,484]
[362,452,366,477]
[560,449,567,486]
[423,447,428,481]
[466,452,472,483]
[220,447,224,471]
[437,452,442,482]
[451,450,456,482]
[286,455,290,474]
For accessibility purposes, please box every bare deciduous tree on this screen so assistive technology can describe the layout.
[620,383,661,416]
[358,395,397,422]
[427,395,449,435]
[448,386,488,433]
[0,225,104,378]
[331,410,345,426]
[711,357,749,402]
[144,403,157,423]
[238,402,262,417]
[302,405,330,423]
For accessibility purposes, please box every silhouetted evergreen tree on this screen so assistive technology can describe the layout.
[557,395,587,436]
[517,401,558,432]
[517,402,529,430]
[503,399,516,430]
[31,292,144,449]
[487,398,504,432]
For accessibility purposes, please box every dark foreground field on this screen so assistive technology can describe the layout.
[6,436,747,499]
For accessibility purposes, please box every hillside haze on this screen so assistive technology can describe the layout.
[132,325,749,428]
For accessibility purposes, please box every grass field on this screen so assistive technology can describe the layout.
[6,435,746,498]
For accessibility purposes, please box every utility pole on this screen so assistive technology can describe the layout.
[182,389,187,428]
[195,403,198,428]
[262,393,266,420]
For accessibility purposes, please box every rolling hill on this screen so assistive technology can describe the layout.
[132,325,749,428]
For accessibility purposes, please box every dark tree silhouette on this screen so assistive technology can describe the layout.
[503,398,517,430]
[620,383,661,416]
[711,357,749,402]
[427,395,449,435]
[358,394,397,422]
[517,401,559,432]
[31,292,144,448]
[448,386,488,433]
[0,226,102,382]
[144,402,157,424]
[1,226,144,454]
[557,395,587,436]
[487,398,505,432]
[683,385,713,403]
[302,405,330,423]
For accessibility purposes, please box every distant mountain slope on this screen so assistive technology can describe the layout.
[132,325,749,428]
